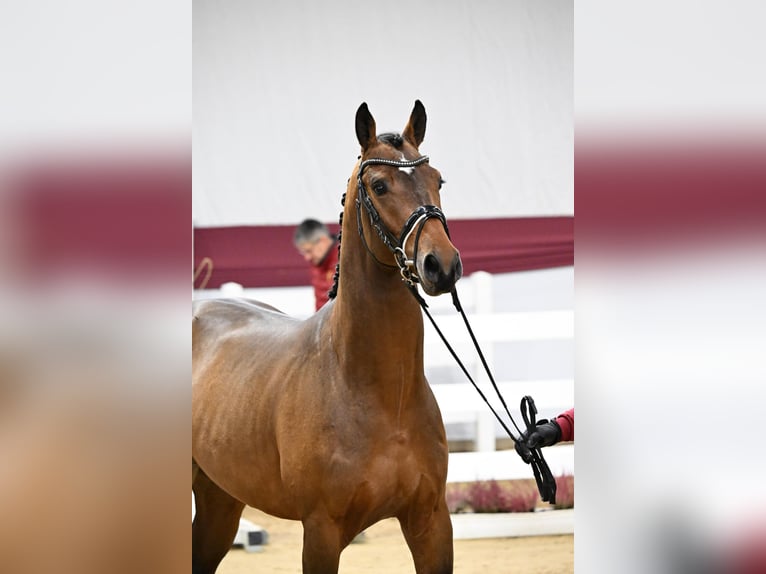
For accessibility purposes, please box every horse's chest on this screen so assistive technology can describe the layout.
[338,438,444,520]
[352,431,444,491]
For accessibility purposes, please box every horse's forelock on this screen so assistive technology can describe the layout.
[377,132,404,149]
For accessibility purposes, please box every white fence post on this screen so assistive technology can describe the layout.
[472,271,496,452]
[220,282,244,296]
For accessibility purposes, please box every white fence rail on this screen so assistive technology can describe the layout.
[447,445,574,483]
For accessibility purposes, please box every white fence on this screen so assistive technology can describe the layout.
[194,268,574,483]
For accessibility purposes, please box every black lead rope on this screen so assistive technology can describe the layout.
[406,284,558,504]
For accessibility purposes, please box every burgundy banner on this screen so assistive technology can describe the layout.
[576,140,766,253]
[193,217,574,289]
[4,157,191,286]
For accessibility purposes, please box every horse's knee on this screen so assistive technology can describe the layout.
[400,500,454,574]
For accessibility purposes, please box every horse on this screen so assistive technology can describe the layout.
[192,100,462,573]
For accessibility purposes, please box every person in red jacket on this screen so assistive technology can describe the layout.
[293,219,339,311]
[515,408,574,462]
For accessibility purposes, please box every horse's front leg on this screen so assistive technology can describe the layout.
[301,512,343,574]
[399,495,454,574]
[192,469,245,574]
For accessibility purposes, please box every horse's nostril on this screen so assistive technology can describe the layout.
[423,254,441,281]
[422,252,461,293]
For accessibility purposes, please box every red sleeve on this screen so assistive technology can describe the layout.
[310,266,329,310]
[555,408,574,442]
[310,245,339,310]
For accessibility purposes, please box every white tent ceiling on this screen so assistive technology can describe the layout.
[193,0,572,227]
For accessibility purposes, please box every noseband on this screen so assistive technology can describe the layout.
[355,155,450,286]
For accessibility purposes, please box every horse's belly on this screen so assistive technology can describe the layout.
[193,368,306,504]
[193,425,302,519]
[192,374,298,517]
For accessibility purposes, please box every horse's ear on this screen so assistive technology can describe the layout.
[355,102,377,152]
[403,100,427,148]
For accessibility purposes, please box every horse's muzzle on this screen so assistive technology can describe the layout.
[421,251,462,295]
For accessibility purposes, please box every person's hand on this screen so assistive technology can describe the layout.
[514,419,562,463]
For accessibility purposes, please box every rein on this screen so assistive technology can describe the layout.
[420,290,557,504]
[355,155,558,504]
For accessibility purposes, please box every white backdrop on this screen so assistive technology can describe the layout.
[193,0,572,227]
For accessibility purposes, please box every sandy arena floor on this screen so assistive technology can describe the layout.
[217,507,573,573]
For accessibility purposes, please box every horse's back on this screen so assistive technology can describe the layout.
[193,297,288,330]
[193,296,297,348]
[192,297,313,400]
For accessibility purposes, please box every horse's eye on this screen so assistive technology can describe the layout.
[371,181,387,196]
[438,178,446,190]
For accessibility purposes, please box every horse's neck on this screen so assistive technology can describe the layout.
[330,227,426,381]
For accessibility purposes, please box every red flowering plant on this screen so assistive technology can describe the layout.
[447,480,538,513]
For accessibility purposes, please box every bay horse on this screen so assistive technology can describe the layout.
[192,101,462,573]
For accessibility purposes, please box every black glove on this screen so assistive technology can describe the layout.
[515,419,562,463]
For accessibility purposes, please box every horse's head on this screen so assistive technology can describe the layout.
[353,100,462,297]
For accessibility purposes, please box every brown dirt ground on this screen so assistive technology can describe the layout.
[217,506,573,573]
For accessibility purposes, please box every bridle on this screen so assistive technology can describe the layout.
[355,154,449,286]
[353,152,559,504]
